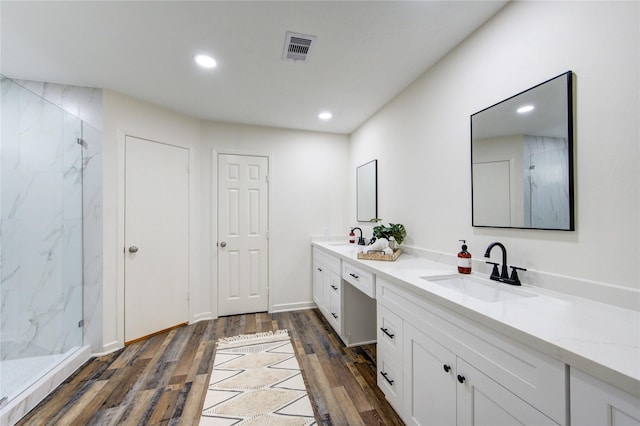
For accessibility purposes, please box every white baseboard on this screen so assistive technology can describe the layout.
[191,312,214,323]
[270,301,316,313]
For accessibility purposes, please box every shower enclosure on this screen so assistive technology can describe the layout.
[0,76,88,415]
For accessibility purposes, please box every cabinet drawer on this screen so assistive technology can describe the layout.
[328,272,341,295]
[377,303,403,357]
[313,248,341,275]
[342,261,375,298]
[378,348,403,413]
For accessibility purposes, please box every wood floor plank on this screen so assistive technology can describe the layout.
[307,353,350,425]
[334,385,366,425]
[16,309,404,425]
[179,374,208,423]
[117,388,156,425]
[52,380,108,425]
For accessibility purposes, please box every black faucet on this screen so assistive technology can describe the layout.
[351,227,366,245]
[484,242,527,286]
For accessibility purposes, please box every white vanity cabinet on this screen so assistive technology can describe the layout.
[377,277,566,425]
[570,368,640,425]
[312,248,342,335]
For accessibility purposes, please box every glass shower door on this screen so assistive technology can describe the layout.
[0,76,84,404]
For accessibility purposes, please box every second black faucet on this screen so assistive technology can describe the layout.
[351,227,366,245]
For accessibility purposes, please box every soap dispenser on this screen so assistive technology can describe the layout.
[457,240,472,274]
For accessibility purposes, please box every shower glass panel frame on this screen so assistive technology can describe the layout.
[0,76,84,405]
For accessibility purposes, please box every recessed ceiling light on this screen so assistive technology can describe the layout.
[319,112,332,120]
[195,54,217,69]
[517,105,534,114]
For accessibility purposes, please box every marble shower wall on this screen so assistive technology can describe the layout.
[1,76,103,356]
[523,135,570,229]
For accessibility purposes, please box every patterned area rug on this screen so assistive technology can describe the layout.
[200,330,317,425]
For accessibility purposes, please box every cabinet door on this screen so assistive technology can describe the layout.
[456,359,558,426]
[571,368,640,426]
[312,260,331,320]
[404,324,456,426]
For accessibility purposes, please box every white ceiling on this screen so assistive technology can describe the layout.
[1,1,508,134]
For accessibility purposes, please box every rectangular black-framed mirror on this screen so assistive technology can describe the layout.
[471,71,574,230]
[357,159,378,222]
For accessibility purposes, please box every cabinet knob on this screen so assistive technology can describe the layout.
[380,327,395,339]
[457,374,466,384]
[443,364,451,373]
[128,246,139,253]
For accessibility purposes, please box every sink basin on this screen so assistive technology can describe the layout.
[420,275,536,303]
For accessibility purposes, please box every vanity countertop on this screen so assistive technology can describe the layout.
[312,241,640,398]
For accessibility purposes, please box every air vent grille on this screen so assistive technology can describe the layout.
[282,31,316,63]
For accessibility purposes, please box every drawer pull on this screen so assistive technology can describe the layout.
[349,272,359,280]
[331,285,338,290]
[457,374,466,384]
[380,371,394,385]
[331,312,338,319]
[443,364,451,373]
[380,327,395,339]
[317,267,323,272]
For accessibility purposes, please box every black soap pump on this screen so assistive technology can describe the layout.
[457,240,472,274]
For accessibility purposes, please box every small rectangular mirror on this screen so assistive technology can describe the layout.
[357,160,377,222]
[471,71,574,230]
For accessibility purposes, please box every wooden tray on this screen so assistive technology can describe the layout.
[357,249,401,261]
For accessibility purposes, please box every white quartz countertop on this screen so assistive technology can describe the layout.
[312,241,640,398]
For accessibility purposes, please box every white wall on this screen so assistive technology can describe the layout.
[350,1,639,309]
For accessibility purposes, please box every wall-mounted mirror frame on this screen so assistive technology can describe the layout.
[357,159,378,222]
[471,71,574,231]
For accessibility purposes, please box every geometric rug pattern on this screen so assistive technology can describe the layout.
[200,330,317,425]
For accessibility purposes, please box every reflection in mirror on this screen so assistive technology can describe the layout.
[471,71,574,230]
[357,160,377,222]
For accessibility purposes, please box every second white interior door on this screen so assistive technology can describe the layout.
[124,136,189,342]
[217,154,269,316]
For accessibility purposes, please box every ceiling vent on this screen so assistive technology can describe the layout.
[282,31,317,63]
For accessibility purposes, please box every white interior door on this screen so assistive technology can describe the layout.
[125,136,189,342]
[217,154,269,316]
[473,160,511,226]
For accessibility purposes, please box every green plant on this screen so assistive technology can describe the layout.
[371,220,406,245]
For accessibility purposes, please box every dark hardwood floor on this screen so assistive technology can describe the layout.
[17,309,404,425]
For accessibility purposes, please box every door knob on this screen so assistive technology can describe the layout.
[219,241,227,247]
[128,246,139,253]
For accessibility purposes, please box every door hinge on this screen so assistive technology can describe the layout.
[78,319,84,328]
[266,230,270,239]
[266,174,269,183]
